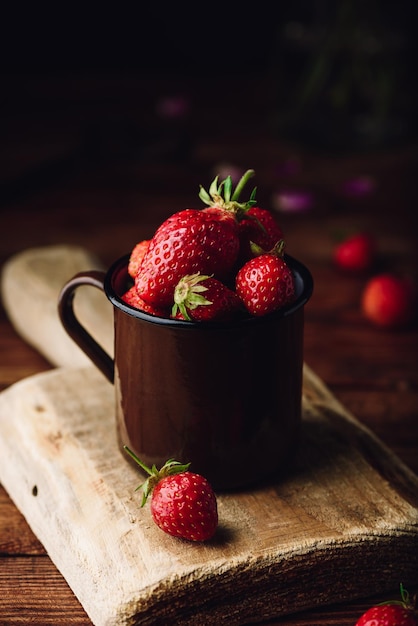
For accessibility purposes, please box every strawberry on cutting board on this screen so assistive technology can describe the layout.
[124,446,218,542]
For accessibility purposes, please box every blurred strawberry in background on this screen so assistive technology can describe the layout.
[362,273,416,330]
[333,232,376,273]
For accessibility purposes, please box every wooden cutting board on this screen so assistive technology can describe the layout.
[1,246,418,626]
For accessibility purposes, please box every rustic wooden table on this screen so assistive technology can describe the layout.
[1,73,417,624]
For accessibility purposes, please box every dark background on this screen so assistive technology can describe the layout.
[1,2,417,160]
[1,4,281,75]
[1,3,415,76]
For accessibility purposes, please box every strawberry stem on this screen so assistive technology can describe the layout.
[400,583,410,606]
[124,445,153,476]
[231,169,255,201]
[124,445,191,506]
[223,175,233,202]
[376,583,415,610]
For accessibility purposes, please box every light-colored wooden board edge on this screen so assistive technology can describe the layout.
[0,244,114,368]
[113,536,418,626]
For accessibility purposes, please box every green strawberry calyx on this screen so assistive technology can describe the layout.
[124,445,190,507]
[250,238,286,258]
[199,168,257,216]
[172,273,212,320]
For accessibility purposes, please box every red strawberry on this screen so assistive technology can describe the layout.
[135,208,240,308]
[199,170,284,266]
[128,239,150,278]
[355,585,417,626]
[333,232,376,273]
[124,446,218,542]
[361,273,416,329]
[171,273,243,322]
[238,206,284,262]
[356,604,416,626]
[121,286,168,317]
[236,240,296,317]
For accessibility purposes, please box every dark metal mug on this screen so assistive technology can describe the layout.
[58,254,313,490]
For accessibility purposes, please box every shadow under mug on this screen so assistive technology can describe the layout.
[58,254,313,491]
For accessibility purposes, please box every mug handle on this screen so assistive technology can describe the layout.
[58,270,114,383]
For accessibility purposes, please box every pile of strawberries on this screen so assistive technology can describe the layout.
[122,169,296,321]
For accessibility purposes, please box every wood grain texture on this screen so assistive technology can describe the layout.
[0,363,417,626]
[0,556,89,624]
